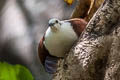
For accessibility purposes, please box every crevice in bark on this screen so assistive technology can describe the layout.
[93,51,109,80]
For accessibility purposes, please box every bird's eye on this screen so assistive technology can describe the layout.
[55,20,58,23]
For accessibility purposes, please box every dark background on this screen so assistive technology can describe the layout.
[0,0,76,80]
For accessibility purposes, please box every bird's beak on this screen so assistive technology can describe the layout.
[49,23,58,32]
[49,23,55,27]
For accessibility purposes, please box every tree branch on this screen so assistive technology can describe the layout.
[53,0,120,79]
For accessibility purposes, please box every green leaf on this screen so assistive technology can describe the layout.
[0,62,34,80]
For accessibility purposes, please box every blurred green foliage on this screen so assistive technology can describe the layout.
[0,62,34,80]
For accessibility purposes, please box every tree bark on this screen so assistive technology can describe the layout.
[53,0,120,80]
[71,0,104,21]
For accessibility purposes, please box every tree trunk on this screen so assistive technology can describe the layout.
[53,0,120,80]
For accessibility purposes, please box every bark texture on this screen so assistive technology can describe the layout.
[71,0,104,21]
[53,0,120,80]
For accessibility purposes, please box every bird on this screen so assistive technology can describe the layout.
[38,18,87,74]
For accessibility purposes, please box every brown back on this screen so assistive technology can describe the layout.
[65,18,87,36]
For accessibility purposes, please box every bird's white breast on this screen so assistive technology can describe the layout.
[44,22,78,57]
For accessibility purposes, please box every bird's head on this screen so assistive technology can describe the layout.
[48,18,61,32]
[48,18,87,36]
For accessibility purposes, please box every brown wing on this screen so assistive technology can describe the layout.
[38,36,49,66]
[65,18,87,36]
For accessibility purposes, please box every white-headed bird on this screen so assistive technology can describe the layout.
[38,18,87,74]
